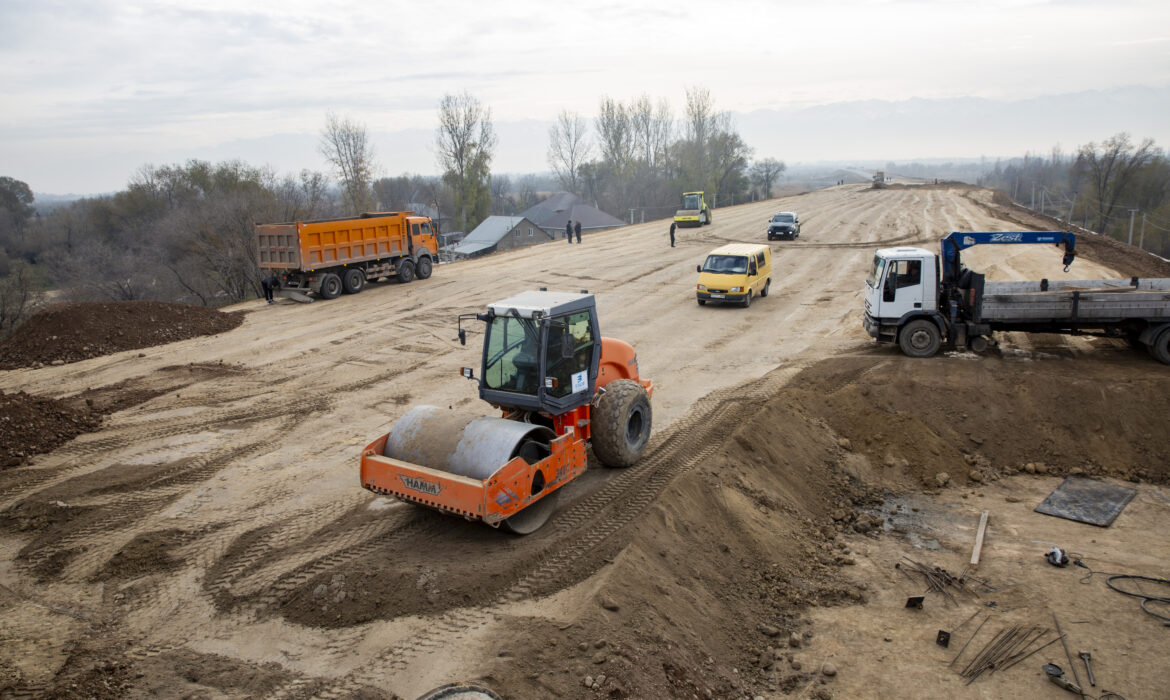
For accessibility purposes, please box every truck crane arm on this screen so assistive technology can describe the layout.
[941,231,1076,285]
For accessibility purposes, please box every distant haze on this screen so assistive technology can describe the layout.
[1,0,1168,195]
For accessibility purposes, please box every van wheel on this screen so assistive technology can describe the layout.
[742,290,752,308]
[697,298,706,306]
[761,279,771,297]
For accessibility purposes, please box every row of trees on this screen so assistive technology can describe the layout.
[546,87,779,218]
[982,133,1170,256]
[0,86,787,337]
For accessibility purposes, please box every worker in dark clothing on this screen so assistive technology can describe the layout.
[669,221,676,247]
[574,220,582,243]
[261,274,280,304]
[566,220,573,244]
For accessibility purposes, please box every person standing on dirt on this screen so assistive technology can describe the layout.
[574,220,582,243]
[260,274,280,304]
[566,219,573,244]
[669,221,676,247]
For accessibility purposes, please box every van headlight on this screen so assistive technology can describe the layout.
[697,284,706,291]
[730,287,742,293]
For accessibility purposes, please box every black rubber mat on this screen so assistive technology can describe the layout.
[1035,476,1137,527]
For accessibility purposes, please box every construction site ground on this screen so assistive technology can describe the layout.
[1,184,1167,699]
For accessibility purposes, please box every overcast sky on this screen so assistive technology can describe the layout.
[2,0,1169,194]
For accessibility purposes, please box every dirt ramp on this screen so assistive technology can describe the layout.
[0,300,244,369]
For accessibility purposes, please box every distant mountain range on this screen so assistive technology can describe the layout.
[31,85,1169,199]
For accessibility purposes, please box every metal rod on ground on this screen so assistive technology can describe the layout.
[954,610,981,634]
[998,629,1051,671]
[961,626,1009,676]
[1053,613,1085,697]
[1000,634,1066,672]
[949,616,989,667]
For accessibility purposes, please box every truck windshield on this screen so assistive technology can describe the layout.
[684,194,701,210]
[867,255,886,288]
[702,255,748,274]
[483,315,541,396]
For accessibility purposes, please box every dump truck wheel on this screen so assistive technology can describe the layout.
[416,256,433,280]
[319,273,342,300]
[501,490,560,535]
[1149,328,1170,365]
[899,319,941,358]
[342,268,365,294]
[592,379,652,468]
[398,260,415,283]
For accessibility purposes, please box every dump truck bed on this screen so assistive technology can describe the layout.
[256,213,420,272]
[979,278,1170,324]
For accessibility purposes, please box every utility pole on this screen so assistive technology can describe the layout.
[1129,209,1137,245]
[1139,213,1147,249]
[1067,194,1075,225]
[1031,184,1035,209]
[629,208,635,225]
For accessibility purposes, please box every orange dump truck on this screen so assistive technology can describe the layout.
[255,211,439,299]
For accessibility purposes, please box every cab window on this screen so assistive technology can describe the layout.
[544,311,594,398]
[411,223,420,237]
[419,222,432,236]
[484,316,540,395]
[894,260,922,288]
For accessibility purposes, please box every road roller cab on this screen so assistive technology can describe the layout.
[360,291,653,534]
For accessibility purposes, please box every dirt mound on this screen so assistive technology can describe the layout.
[0,300,244,369]
[0,391,102,467]
[481,350,1170,698]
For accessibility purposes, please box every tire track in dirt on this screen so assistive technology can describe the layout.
[286,366,805,697]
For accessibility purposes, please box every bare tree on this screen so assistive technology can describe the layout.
[595,97,633,172]
[750,158,787,199]
[629,95,672,169]
[547,110,592,195]
[436,92,497,232]
[320,112,376,214]
[0,260,34,339]
[1076,133,1159,231]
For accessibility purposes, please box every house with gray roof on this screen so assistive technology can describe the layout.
[519,192,626,238]
[450,216,551,258]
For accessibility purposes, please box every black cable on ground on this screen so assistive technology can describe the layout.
[1104,574,1170,625]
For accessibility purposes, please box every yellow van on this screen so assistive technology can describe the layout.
[695,244,773,307]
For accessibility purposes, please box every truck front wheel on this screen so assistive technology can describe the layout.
[319,273,342,300]
[415,256,433,280]
[899,319,941,358]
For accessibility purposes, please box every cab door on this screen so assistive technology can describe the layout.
[879,258,927,318]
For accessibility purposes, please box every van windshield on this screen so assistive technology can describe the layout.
[702,255,748,274]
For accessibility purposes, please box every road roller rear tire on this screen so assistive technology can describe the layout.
[501,490,560,535]
[592,379,652,468]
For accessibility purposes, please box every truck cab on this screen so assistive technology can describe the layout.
[863,247,939,342]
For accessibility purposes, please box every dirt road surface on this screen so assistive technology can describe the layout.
[2,185,1168,699]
